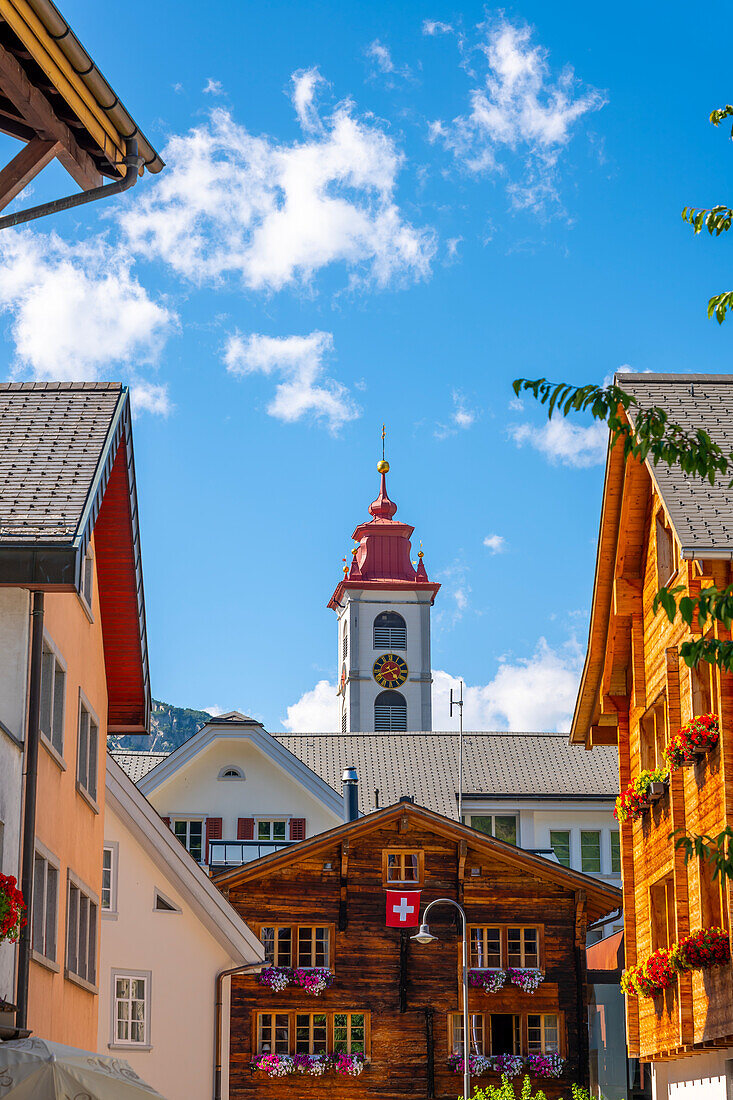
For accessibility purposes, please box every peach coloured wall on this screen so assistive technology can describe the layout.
[29,533,108,1050]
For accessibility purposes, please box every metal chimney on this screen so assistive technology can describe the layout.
[342,766,359,823]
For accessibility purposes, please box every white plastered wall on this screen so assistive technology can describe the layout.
[652,1049,733,1100]
[0,589,30,1003]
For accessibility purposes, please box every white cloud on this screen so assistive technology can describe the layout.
[445,236,462,263]
[430,16,606,210]
[433,636,583,731]
[435,390,478,439]
[119,76,435,293]
[509,418,608,468]
[282,679,339,732]
[0,230,175,409]
[203,78,224,96]
[365,40,412,82]
[483,534,506,554]
[130,381,172,417]
[203,704,226,716]
[224,330,359,433]
[422,20,453,36]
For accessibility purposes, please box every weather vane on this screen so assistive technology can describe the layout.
[381,423,386,462]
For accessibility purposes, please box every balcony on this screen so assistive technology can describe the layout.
[208,838,294,869]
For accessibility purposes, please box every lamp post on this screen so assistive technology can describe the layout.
[411,897,471,1100]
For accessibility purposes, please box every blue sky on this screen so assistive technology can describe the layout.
[0,2,730,732]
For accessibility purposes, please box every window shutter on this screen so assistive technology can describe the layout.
[290,818,306,841]
[161,816,171,828]
[237,817,254,840]
[205,816,223,862]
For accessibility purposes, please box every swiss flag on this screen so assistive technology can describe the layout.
[386,890,421,928]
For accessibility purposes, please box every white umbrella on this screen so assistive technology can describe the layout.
[0,1038,166,1099]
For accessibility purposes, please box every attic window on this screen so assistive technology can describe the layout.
[218,766,244,780]
[655,512,677,587]
[154,889,180,913]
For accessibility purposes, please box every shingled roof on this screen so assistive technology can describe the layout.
[620,373,733,556]
[113,731,619,817]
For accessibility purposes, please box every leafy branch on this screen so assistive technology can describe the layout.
[710,104,733,134]
[672,825,733,883]
[652,584,733,669]
[682,105,732,322]
[512,378,733,484]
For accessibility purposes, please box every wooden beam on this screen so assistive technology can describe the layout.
[338,841,349,932]
[590,724,618,747]
[0,45,101,190]
[0,136,58,211]
[614,576,642,617]
[399,812,409,834]
[597,712,619,727]
[631,613,647,709]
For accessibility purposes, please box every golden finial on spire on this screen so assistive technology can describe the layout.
[377,423,389,474]
[418,540,424,559]
[342,556,349,576]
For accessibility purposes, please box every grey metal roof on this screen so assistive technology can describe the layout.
[112,731,619,815]
[275,732,619,817]
[617,373,733,555]
[111,750,169,783]
[0,382,122,544]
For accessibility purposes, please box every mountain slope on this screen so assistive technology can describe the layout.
[109,699,211,753]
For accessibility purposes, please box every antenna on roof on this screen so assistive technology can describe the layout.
[450,680,464,823]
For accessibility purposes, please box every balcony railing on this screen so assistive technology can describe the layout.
[208,839,294,868]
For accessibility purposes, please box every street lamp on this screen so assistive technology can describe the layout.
[411,897,471,1100]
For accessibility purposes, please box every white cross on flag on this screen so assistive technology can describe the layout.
[386,890,421,928]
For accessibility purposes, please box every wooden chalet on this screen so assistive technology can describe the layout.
[214,800,620,1099]
[571,375,733,1090]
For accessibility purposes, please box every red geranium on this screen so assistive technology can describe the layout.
[678,927,730,971]
[664,714,720,770]
[0,874,25,944]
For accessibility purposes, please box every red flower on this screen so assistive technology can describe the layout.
[0,874,25,944]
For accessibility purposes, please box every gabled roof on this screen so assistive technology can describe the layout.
[106,754,264,963]
[132,714,345,819]
[213,800,621,922]
[275,731,619,817]
[0,382,150,731]
[111,750,169,783]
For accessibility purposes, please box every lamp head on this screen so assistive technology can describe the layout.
[411,923,437,945]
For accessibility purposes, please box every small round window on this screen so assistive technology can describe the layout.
[218,766,245,780]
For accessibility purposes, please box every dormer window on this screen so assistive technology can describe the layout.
[655,511,677,587]
[373,611,406,650]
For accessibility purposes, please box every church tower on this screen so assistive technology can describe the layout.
[328,455,440,733]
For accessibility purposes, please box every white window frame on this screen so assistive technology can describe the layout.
[101,842,119,919]
[255,818,289,843]
[172,818,205,863]
[153,888,181,914]
[580,830,602,874]
[32,840,60,970]
[110,969,152,1050]
[40,632,66,766]
[76,690,99,808]
[217,766,245,781]
[65,870,98,991]
[79,544,95,620]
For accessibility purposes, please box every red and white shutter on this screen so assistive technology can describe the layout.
[290,818,306,841]
[238,817,254,840]
[205,816,222,862]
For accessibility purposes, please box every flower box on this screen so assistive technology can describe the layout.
[447,1053,565,1078]
[621,928,731,998]
[251,1052,365,1077]
[468,968,506,993]
[664,714,720,771]
[647,781,666,802]
[257,966,333,996]
[507,968,544,993]
[614,767,670,823]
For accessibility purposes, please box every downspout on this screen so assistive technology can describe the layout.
[0,138,142,231]
[214,961,263,1100]
[15,591,44,1029]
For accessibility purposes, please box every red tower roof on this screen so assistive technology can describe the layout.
[328,462,440,610]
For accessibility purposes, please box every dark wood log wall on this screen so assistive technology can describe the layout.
[226,819,592,1099]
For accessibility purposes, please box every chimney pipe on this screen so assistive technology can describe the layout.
[342,766,359,823]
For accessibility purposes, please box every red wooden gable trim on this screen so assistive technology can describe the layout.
[94,444,147,732]
[206,816,222,862]
[238,818,254,840]
[290,818,306,841]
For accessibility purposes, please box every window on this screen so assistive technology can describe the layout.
[261,926,293,967]
[257,819,287,842]
[81,547,94,612]
[296,1013,328,1054]
[610,831,621,874]
[528,1014,559,1054]
[374,611,407,650]
[154,889,180,913]
[342,627,348,661]
[639,697,667,773]
[298,927,330,968]
[32,850,58,962]
[173,820,204,863]
[656,513,677,588]
[66,875,98,987]
[258,1013,290,1054]
[76,695,99,802]
[40,640,66,758]
[374,690,407,731]
[691,660,715,718]
[101,844,118,914]
[383,850,424,886]
[550,830,571,868]
[255,1012,368,1056]
[451,1013,485,1055]
[650,874,676,951]
[581,831,601,873]
[490,1014,521,1056]
[341,709,347,733]
[113,973,149,1046]
[217,766,244,780]
[470,815,517,845]
[470,927,501,969]
[699,858,729,932]
[507,927,539,969]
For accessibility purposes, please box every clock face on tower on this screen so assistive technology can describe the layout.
[373,653,409,689]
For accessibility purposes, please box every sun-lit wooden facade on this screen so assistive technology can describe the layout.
[215,802,620,1100]
[571,374,733,1072]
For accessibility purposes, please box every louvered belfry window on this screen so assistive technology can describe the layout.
[374,690,407,731]
[373,611,406,650]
